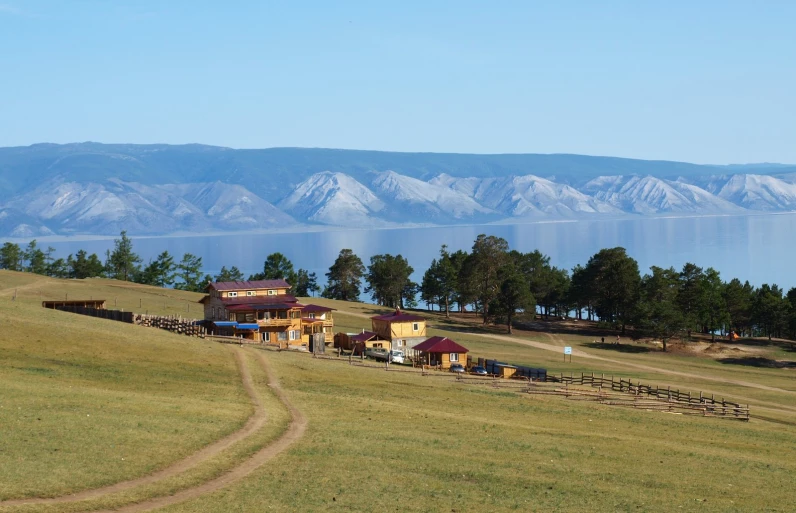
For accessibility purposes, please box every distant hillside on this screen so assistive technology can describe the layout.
[1,143,796,236]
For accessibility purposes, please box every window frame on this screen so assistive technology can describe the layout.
[246,291,255,296]
[450,353,459,362]
[267,289,277,296]
[412,322,419,332]
[228,291,238,298]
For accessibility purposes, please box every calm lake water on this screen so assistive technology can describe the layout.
[31,213,796,292]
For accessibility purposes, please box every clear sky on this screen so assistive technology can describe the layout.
[1,1,794,164]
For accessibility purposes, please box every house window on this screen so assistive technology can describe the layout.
[246,291,255,296]
[308,313,315,319]
[277,331,288,341]
[257,311,266,320]
[289,330,300,341]
[228,291,238,298]
[450,353,459,362]
[211,307,216,320]
[229,313,237,322]
[412,323,419,332]
[267,289,277,296]
[397,340,406,347]
[245,313,255,322]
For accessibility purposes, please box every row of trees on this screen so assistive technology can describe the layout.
[319,235,796,345]
[5,232,796,345]
[0,233,321,296]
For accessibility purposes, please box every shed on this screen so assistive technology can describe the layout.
[412,336,469,370]
[494,364,518,379]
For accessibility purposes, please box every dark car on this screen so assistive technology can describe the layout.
[449,363,466,373]
[470,365,488,376]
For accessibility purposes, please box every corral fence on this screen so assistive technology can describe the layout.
[455,372,750,421]
[56,305,134,323]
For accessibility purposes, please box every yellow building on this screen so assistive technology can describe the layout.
[370,308,427,352]
[200,280,334,347]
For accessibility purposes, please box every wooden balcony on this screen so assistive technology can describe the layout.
[258,318,293,327]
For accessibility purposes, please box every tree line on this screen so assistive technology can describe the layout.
[4,232,796,346]
[319,235,796,346]
[0,232,320,295]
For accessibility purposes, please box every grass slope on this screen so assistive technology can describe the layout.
[0,271,249,501]
[2,272,795,512]
[164,350,796,512]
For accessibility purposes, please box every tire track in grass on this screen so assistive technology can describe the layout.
[90,348,306,513]
[0,347,266,508]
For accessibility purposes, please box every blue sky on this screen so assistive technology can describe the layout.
[1,1,794,164]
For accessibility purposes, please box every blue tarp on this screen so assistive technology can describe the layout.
[236,323,260,330]
[213,321,237,327]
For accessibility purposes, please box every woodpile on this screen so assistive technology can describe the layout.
[134,314,206,338]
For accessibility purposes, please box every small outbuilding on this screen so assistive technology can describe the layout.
[412,336,469,370]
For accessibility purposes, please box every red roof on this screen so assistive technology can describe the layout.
[301,304,335,313]
[412,336,469,354]
[371,308,425,322]
[207,280,291,291]
[350,331,379,342]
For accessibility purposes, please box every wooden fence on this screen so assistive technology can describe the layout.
[56,306,134,323]
[52,305,206,338]
[454,372,750,421]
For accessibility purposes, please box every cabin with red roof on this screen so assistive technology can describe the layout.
[370,308,427,352]
[200,280,334,347]
[412,336,469,370]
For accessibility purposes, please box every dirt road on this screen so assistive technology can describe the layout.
[0,347,306,511]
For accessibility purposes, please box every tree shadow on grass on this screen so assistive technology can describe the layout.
[583,342,653,353]
[719,357,796,368]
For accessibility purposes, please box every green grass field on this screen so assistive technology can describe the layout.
[2,271,796,512]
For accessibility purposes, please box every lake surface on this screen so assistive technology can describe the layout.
[31,213,796,292]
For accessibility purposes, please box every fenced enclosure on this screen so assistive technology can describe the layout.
[455,372,750,421]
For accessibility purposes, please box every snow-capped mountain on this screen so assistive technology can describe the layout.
[688,174,796,211]
[432,174,620,218]
[278,172,389,226]
[4,161,796,236]
[370,171,496,221]
[162,181,295,229]
[581,175,744,214]
[0,208,55,238]
[3,180,295,235]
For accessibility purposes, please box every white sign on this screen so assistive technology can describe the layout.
[564,346,572,355]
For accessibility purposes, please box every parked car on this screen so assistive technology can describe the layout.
[364,348,389,361]
[470,365,488,375]
[449,363,466,373]
[389,350,405,364]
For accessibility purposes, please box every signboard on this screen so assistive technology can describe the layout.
[564,346,572,355]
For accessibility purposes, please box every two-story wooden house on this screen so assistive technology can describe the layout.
[200,279,334,347]
[370,308,427,352]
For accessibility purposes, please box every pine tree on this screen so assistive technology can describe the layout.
[175,253,205,292]
[107,231,142,281]
[0,242,23,271]
[323,249,365,301]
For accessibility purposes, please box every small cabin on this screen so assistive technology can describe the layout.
[411,336,469,370]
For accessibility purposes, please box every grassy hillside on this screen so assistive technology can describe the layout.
[2,272,795,512]
[0,271,253,502]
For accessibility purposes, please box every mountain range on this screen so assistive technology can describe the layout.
[1,143,795,237]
